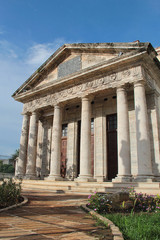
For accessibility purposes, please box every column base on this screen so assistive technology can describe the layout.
[112,175,133,183]
[133,175,155,182]
[75,175,96,182]
[24,174,39,180]
[94,176,106,182]
[154,176,160,182]
[14,174,25,179]
[45,175,64,181]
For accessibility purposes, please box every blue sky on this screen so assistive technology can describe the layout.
[0,0,160,156]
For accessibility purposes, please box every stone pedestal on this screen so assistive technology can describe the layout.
[113,87,132,182]
[16,114,30,178]
[48,105,63,181]
[134,81,153,182]
[25,112,38,179]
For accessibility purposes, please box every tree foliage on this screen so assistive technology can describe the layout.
[0,164,15,173]
[0,149,18,173]
[9,149,19,164]
[0,179,22,208]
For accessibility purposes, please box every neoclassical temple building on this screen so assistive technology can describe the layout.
[13,42,160,182]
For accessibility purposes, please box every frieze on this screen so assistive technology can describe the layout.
[122,69,131,77]
[141,67,155,90]
[145,74,154,90]
[23,66,142,113]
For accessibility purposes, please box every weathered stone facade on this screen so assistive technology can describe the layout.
[13,42,160,182]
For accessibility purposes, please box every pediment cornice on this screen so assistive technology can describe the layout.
[14,50,149,102]
[12,42,156,100]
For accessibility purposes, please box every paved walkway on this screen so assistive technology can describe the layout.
[0,190,113,240]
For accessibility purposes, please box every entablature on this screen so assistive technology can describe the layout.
[22,64,146,113]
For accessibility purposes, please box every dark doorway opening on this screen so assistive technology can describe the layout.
[61,124,67,178]
[107,114,118,180]
[77,119,94,177]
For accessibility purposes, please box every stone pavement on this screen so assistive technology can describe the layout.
[0,190,113,240]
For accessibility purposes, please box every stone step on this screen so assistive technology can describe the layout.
[21,180,160,190]
[21,179,160,187]
[21,183,106,193]
[19,180,160,195]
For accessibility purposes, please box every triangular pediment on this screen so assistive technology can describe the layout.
[12,42,156,98]
[31,51,119,89]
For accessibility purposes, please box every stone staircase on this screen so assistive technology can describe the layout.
[20,180,160,195]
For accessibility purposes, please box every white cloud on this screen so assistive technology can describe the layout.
[0,40,18,59]
[26,38,66,67]
[0,38,67,155]
[0,25,5,35]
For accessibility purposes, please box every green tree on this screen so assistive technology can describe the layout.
[0,160,3,172]
[9,149,19,164]
[7,165,15,173]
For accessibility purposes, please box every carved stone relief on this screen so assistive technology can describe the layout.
[142,68,155,90]
[23,66,143,113]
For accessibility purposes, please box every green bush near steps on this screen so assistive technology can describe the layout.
[105,212,160,240]
[87,191,160,240]
[0,179,22,209]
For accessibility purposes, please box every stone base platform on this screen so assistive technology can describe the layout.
[15,180,160,195]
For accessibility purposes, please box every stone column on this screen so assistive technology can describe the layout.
[36,118,44,178]
[94,104,106,182]
[150,93,160,180]
[16,113,30,178]
[66,121,78,180]
[114,86,132,182]
[134,81,153,181]
[48,105,63,180]
[25,111,38,179]
[76,96,93,181]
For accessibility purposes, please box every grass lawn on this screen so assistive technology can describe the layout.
[105,212,160,240]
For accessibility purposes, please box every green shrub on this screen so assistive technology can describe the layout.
[0,179,21,209]
[130,192,160,212]
[87,191,160,214]
[0,164,15,173]
[87,192,112,213]
[105,212,160,240]
[87,190,160,240]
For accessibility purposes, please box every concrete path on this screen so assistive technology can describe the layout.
[0,190,113,240]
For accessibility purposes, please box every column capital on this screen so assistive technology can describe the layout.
[81,95,93,102]
[53,103,65,110]
[134,80,146,88]
[116,85,126,93]
[31,111,38,115]
[30,111,41,120]
[54,104,61,109]
[117,83,132,93]
[21,112,30,116]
